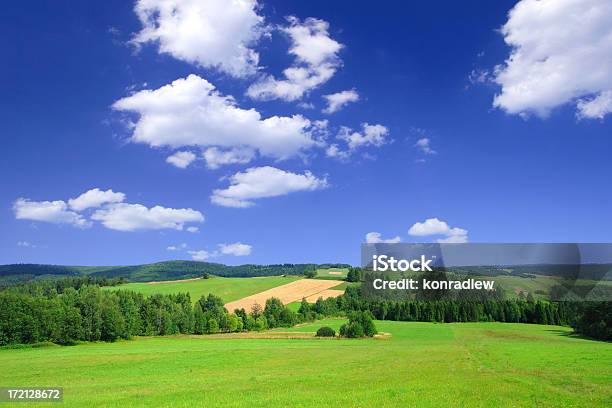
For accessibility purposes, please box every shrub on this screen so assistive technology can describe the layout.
[339,322,364,338]
[315,326,336,337]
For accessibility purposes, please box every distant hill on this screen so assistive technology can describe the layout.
[0,261,352,287]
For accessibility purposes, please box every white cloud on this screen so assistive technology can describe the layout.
[131,0,265,77]
[113,75,317,160]
[91,203,204,231]
[189,250,211,261]
[211,166,328,208]
[186,226,200,233]
[68,188,126,211]
[323,89,359,114]
[219,242,252,256]
[246,17,342,101]
[577,90,612,120]
[17,241,36,248]
[365,232,401,244]
[13,198,90,228]
[167,243,188,251]
[493,0,612,118]
[338,123,389,150]
[414,138,436,155]
[166,151,197,169]
[408,218,468,243]
[325,144,350,160]
[203,146,255,169]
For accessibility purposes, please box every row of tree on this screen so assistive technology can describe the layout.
[341,286,579,326]
[0,283,332,346]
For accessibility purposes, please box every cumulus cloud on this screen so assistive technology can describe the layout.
[493,0,612,119]
[211,166,328,208]
[166,151,197,169]
[91,203,204,232]
[113,75,317,160]
[414,138,436,155]
[131,0,265,77]
[188,250,211,261]
[408,218,468,243]
[219,242,252,256]
[246,17,342,101]
[13,198,90,228]
[577,90,612,120]
[68,188,126,211]
[323,89,359,114]
[203,146,255,169]
[324,123,389,160]
[17,241,37,248]
[325,144,351,160]
[365,232,401,244]
[186,226,200,233]
[338,123,389,150]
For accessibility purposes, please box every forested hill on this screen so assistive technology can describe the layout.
[0,261,351,286]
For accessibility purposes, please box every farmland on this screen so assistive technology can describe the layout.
[0,320,610,407]
[104,275,301,304]
[224,279,344,311]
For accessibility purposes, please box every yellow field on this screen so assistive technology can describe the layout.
[224,279,344,312]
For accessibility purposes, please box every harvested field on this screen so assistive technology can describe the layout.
[304,289,345,303]
[328,271,343,275]
[224,279,343,312]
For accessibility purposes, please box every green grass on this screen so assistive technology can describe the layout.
[1,321,610,407]
[103,275,301,304]
[315,268,348,280]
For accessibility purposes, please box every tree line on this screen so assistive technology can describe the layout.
[0,278,608,345]
[0,280,349,346]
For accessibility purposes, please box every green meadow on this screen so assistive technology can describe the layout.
[103,275,300,304]
[315,267,348,280]
[1,320,610,407]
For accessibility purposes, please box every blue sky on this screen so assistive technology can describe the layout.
[1,0,611,266]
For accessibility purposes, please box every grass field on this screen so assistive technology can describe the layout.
[315,267,348,280]
[1,320,610,407]
[104,276,301,304]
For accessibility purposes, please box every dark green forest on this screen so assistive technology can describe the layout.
[1,276,609,345]
[0,261,340,287]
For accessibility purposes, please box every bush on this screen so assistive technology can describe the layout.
[315,326,336,337]
[339,322,364,338]
[339,311,377,338]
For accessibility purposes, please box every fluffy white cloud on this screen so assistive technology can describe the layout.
[577,90,612,120]
[493,0,612,118]
[166,151,197,169]
[203,146,255,169]
[338,123,389,150]
[323,89,359,114]
[211,166,328,208]
[246,17,342,101]
[186,226,200,233]
[365,232,401,244]
[219,242,252,256]
[91,203,204,231]
[68,188,126,211]
[325,144,350,160]
[17,241,36,248]
[113,75,317,160]
[408,218,468,243]
[188,250,211,261]
[131,0,265,77]
[414,138,436,155]
[13,198,90,228]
